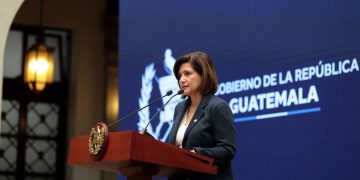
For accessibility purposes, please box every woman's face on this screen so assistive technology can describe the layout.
[178,63,202,96]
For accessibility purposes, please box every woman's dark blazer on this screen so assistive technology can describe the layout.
[168,94,236,180]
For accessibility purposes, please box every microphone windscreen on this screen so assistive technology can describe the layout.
[166,90,173,96]
[177,89,184,95]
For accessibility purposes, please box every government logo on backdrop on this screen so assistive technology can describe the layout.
[137,49,182,141]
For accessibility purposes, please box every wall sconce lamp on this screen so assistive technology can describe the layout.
[24,0,55,93]
[24,38,54,92]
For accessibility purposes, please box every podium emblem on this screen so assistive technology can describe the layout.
[88,122,109,161]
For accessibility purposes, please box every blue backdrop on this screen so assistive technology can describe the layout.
[118,0,360,179]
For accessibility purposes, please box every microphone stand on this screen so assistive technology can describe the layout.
[140,89,184,137]
[107,90,173,128]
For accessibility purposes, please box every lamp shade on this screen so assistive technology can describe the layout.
[24,41,55,92]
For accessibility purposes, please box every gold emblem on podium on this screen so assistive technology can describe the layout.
[88,122,109,161]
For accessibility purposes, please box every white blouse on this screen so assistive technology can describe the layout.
[175,109,189,148]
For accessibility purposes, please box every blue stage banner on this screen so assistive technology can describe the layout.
[118,0,360,179]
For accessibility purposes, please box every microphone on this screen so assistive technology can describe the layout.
[107,90,173,128]
[140,89,184,136]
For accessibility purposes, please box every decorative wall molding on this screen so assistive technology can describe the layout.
[0,0,24,135]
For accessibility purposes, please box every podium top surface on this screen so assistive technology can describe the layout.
[68,130,217,177]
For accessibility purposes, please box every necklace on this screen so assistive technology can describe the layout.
[185,107,194,126]
[185,100,200,126]
[184,110,190,126]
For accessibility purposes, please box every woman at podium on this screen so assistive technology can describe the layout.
[168,51,236,180]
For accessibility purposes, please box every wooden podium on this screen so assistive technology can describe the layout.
[67,131,217,180]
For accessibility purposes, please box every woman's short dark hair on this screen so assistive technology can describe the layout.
[173,51,218,95]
